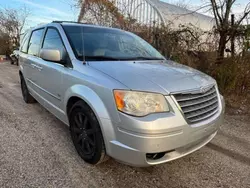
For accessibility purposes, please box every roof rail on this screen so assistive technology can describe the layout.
[52,21,93,25]
[52,21,79,24]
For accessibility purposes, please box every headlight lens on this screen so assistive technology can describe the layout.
[113,90,169,116]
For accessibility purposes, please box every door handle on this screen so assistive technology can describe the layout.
[37,66,43,71]
[31,64,43,71]
[35,65,43,71]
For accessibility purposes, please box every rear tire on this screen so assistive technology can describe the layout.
[20,75,36,103]
[15,58,19,66]
[69,100,108,165]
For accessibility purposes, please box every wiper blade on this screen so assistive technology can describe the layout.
[81,55,165,61]
[128,56,165,60]
[84,55,120,61]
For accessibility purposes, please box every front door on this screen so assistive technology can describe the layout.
[32,27,69,117]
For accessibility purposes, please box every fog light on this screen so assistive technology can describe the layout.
[146,150,175,160]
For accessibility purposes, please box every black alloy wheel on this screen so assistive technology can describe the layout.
[72,112,96,155]
[69,100,107,164]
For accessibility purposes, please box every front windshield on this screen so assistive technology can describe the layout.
[63,25,164,61]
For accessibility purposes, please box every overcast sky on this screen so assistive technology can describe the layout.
[0,0,248,28]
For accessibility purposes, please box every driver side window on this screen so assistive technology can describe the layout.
[42,28,65,56]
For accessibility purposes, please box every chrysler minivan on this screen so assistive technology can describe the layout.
[19,21,225,167]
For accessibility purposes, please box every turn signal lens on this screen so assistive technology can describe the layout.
[114,90,125,110]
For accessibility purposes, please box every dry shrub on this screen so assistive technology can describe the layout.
[136,25,250,96]
[213,55,250,95]
[218,55,250,114]
[135,25,250,111]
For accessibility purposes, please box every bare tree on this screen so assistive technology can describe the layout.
[0,6,30,55]
[209,0,250,60]
[77,0,124,26]
[173,0,193,10]
[79,0,143,31]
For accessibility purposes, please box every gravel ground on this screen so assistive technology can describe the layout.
[0,61,249,188]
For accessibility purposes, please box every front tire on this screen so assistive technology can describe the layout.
[20,75,36,103]
[69,100,108,165]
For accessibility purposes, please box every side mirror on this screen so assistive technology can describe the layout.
[40,49,63,63]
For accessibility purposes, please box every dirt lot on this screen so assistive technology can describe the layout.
[0,61,249,188]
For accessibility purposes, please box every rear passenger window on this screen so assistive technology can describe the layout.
[28,29,44,56]
[42,28,65,55]
[20,33,30,53]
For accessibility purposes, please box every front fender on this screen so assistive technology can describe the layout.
[64,84,116,154]
[64,84,110,119]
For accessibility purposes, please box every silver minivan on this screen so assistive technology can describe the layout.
[19,21,225,167]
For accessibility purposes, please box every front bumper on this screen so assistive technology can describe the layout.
[105,95,225,167]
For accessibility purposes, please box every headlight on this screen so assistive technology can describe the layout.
[113,90,169,116]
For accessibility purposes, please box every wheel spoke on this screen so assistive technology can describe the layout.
[81,138,91,153]
[72,127,82,134]
[74,115,80,128]
[74,113,83,128]
[78,113,83,124]
[74,113,86,128]
[87,137,95,146]
[76,134,84,143]
[83,116,88,128]
[85,140,91,153]
[86,129,96,135]
[81,138,85,148]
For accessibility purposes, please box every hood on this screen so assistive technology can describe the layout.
[89,60,216,94]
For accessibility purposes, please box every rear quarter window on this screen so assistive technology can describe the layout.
[20,32,30,53]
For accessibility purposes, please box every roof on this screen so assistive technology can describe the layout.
[27,21,122,31]
[60,22,126,32]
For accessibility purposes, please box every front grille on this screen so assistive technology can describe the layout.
[173,86,219,124]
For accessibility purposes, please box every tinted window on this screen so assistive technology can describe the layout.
[63,25,164,61]
[28,29,44,56]
[42,28,65,55]
[20,32,30,53]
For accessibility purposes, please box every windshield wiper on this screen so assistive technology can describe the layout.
[80,55,165,61]
[126,56,165,60]
[80,55,121,61]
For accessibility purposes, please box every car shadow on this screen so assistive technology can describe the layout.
[206,142,250,166]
